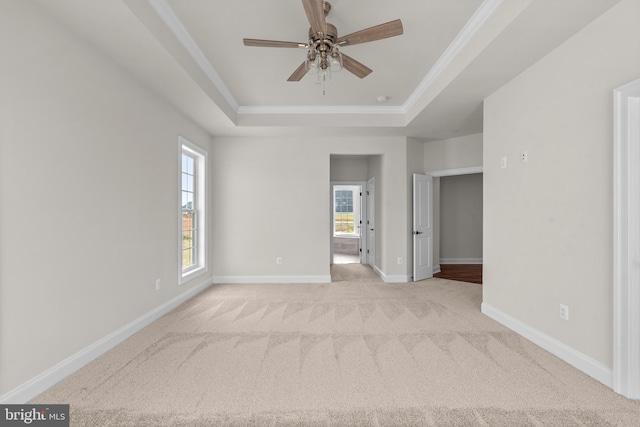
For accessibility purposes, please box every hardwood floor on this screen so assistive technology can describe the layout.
[434,264,482,284]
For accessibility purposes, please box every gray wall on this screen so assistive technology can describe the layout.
[439,174,483,261]
[0,1,213,396]
[330,156,370,181]
[211,137,411,281]
[424,133,482,172]
[483,0,640,369]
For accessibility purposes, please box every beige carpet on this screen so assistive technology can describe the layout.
[32,271,640,426]
[330,263,381,282]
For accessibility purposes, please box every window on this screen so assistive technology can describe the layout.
[181,153,196,270]
[180,137,206,282]
[333,185,361,236]
[334,190,354,234]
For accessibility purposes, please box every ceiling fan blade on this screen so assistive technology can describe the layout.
[287,62,310,81]
[244,39,308,49]
[341,53,372,79]
[337,19,403,46]
[302,0,327,36]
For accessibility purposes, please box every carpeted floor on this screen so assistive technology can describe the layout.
[31,266,640,425]
[330,263,381,282]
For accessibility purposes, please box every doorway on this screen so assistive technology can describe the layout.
[433,172,483,284]
[329,154,378,268]
[331,183,364,264]
[613,77,640,398]
[426,166,483,282]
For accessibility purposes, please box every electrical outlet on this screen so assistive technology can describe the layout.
[500,156,507,169]
[521,150,528,163]
[559,304,569,321]
[397,257,403,265]
[276,257,283,265]
[155,279,161,291]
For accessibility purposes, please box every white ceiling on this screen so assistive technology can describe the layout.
[34,0,621,139]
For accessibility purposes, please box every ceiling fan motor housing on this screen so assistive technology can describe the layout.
[308,23,338,44]
[243,0,402,81]
[308,23,338,69]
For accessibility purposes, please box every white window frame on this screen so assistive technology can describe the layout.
[332,185,361,237]
[179,137,207,284]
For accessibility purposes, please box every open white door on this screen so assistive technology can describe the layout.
[366,178,375,267]
[413,174,433,281]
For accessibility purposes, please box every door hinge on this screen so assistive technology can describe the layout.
[367,191,370,195]
[367,249,370,254]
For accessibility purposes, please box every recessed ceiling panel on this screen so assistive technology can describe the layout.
[167,0,483,107]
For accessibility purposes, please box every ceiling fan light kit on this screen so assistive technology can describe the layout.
[243,0,403,93]
[304,24,343,82]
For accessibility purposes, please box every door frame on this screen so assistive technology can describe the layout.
[366,177,375,268]
[426,166,483,274]
[330,181,366,264]
[613,78,640,399]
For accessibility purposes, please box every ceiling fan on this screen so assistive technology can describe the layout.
[243,0,403,82]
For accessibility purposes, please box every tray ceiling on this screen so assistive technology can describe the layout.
[33,0,622,138]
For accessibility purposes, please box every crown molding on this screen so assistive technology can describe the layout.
[147,0,240,111]
[236,105,405,127]
[146,0,506,125]
[237,105,405,115]
[402,0,504,112]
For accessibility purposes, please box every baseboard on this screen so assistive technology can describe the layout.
[213,275,331,284]
[373,266,410,283]
[0,277,214,404]
[481,302,612,388]
[433,264,441,274]
[440,258,483,264]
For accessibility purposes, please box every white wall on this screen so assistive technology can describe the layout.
[211,137,410,282]
[424,133,483,172]
[330,156,369,181]
[439,174,483,261]
[0,2,213,396]
[483,0,640,371]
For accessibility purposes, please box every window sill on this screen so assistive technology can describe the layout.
[180,265,207,285]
